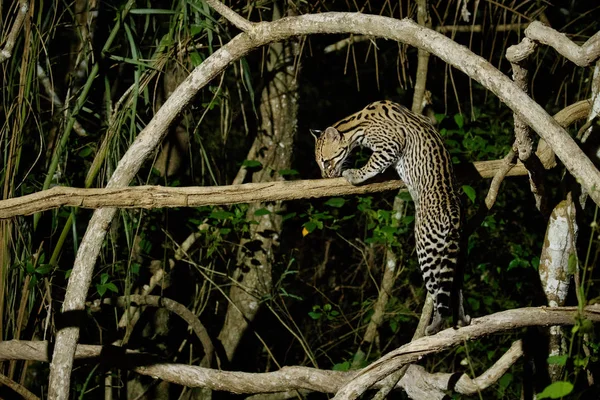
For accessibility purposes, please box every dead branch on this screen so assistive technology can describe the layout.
[0,305,593,399]
[0,159,531,219]
[506,38,548,214]
[94,295,215,368]
[0,372,39,400]
[0,1,29,63]
[333,305,600,400]
[525,21,600,67]
[49,7,600,398]
[203,0,254,32]
[324,23,530,53]
[3,306,594,398]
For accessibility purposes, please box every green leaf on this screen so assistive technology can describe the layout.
[254,208,272,216]
[547,355,568,366]
[537,381,573,399]
[190,51,203,66]
[462,185,476,203]
[209,210,234,220]
[499,373,513,391]
[568,253,578,275]
[454,113,465,129]
[242,159,262,168]
[97,285,107,297]
[325,197,346,208]
[389,319,399,333]
[78,146,93,158]
[281,212,297,221]
[304,221,318,233]
[279,169,299,176]
[308,311,322,320]
[105,283,119,293]
[402,215,415,225]
[397,192,413,202]
[332,361,351,371]
[35,265,52,275]
[130,8,177,14]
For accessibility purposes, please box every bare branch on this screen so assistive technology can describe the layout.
[0,372,39,400]
[95,295,216,368]
[333,305,600,400]
[324,23,530,54]
[507,38,548,214]
[50,13,600,399]
[484,149,517,210]
[203,0,254,32]
[411,0,432,114]
[2,307,593,397]
[0,1,29,63]
[525,21,600,67]
[454,339,523,394]
[0,158,530,219]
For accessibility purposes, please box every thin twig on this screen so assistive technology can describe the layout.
[0,1,29,63]
[203,0,254,32]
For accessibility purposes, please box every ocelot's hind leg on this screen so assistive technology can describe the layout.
[425,305,445,336]
[455,289,471,327]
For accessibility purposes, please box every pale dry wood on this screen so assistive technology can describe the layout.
[0,1,29,63]
[333,305,600,400]
[506,38,547,214]
[324,24,530,54]
[2,307,592,398]
[525,21,600,67]
[49,8,600,398]
[203,0,253,32]
[0,160,528,219]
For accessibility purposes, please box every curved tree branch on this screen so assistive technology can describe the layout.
[333,305,600,400]
[49,9,600,399]
[525,21,600,67]
[5,307,599,398]
[95,295,216,368]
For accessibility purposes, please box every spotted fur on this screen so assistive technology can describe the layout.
[313,100,470,335]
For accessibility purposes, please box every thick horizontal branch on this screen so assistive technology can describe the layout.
[0,160,527,218]
[1,306,597,397]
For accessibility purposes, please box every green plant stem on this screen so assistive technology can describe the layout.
[33,0,135,231]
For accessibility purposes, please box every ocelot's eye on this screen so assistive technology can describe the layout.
[323,160,331,169]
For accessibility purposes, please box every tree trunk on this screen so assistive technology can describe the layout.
[218,2,300,362]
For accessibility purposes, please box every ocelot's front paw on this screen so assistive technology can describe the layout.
[342,169,363,185]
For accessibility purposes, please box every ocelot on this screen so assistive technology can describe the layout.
[313,100,470,335]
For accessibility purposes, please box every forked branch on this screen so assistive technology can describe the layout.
[49,5,600,399]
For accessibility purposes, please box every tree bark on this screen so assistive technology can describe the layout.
[48,9,600,399]
[218,2,300,362]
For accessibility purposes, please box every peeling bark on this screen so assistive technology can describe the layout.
[539,199,577,381]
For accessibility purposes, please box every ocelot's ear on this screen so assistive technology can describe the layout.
[324,127,342,141]
[309,129,322,141]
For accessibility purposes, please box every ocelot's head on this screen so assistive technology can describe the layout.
[312,127,346,178]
